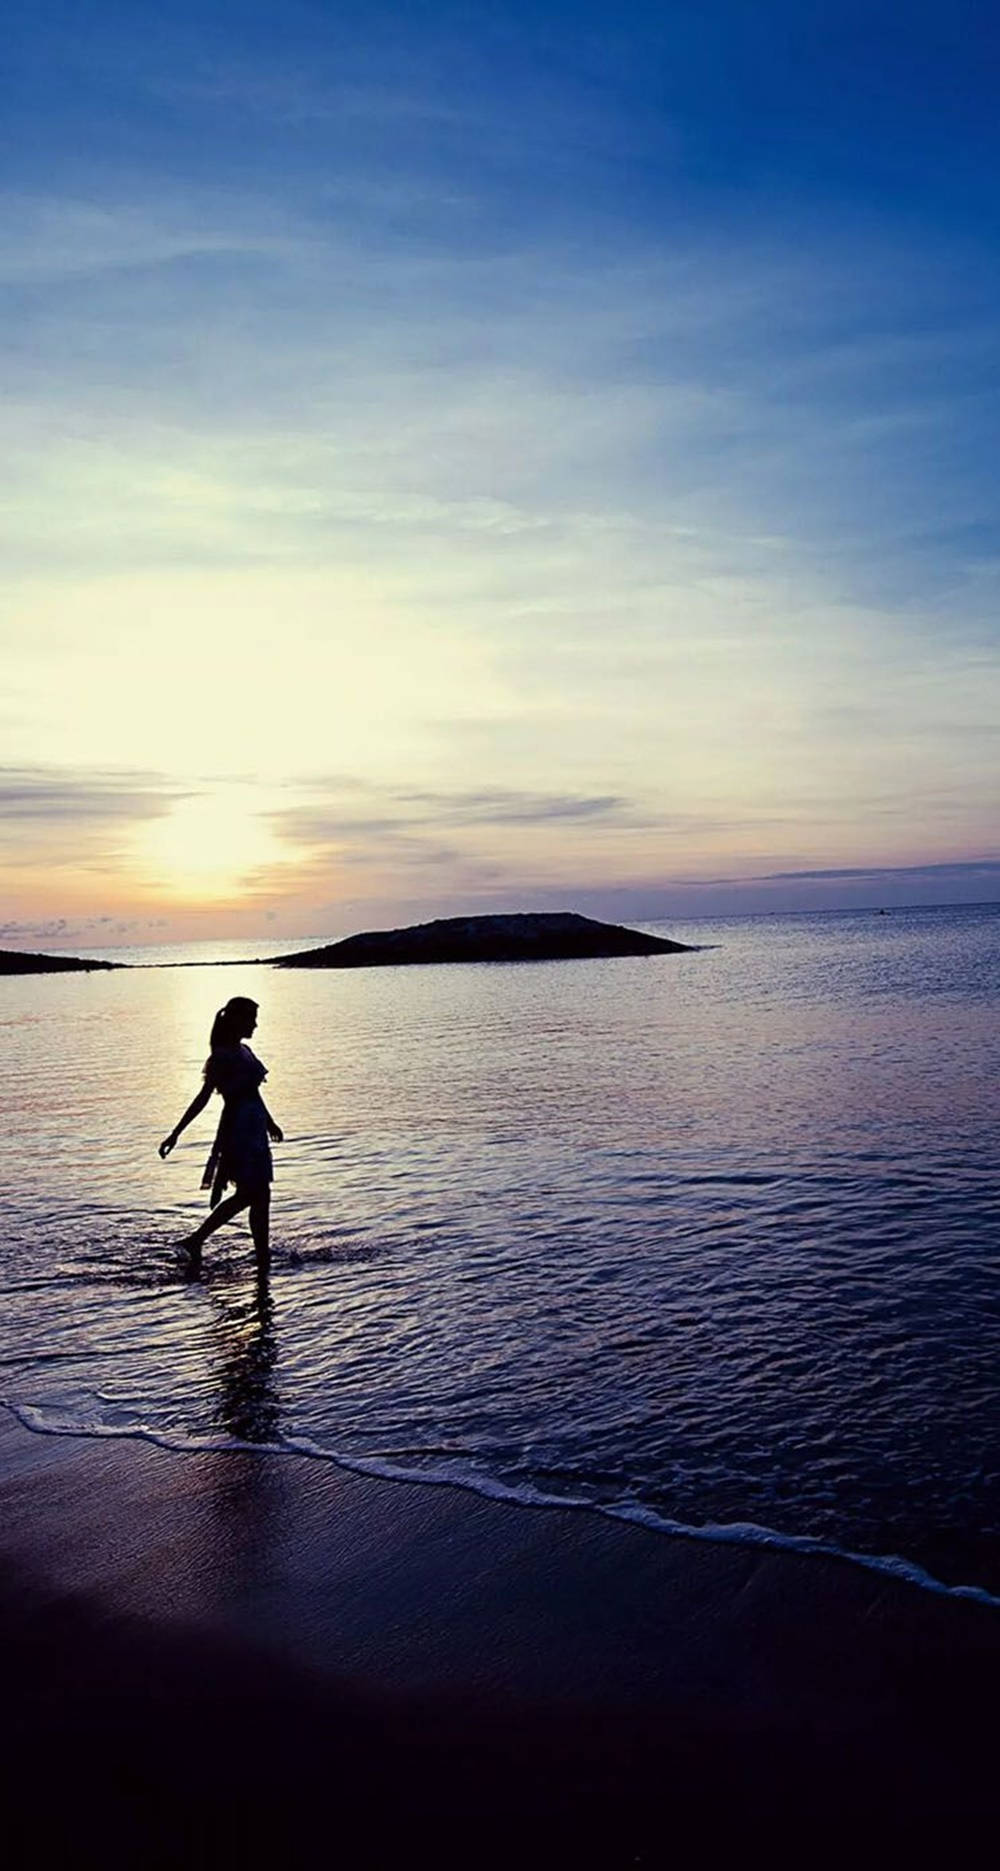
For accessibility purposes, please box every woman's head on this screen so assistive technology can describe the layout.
[209,997,258,1052]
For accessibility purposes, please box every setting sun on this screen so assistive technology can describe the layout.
[130,790,290,901]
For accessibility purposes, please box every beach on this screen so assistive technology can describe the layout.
[4,1410,999,1864]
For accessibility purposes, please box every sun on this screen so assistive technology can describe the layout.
[130,789,291,901]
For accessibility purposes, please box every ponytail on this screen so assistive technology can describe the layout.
[205,996,257,1075]
[209,1005,236,1051]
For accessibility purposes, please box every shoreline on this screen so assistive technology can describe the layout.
[7,1399,997,1610]
[4,1413,999,1858]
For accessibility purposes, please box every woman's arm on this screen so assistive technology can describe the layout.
[159,1082,212,1158]
[260,1099,283,1144]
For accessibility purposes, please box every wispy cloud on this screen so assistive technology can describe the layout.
[0,767,186,821]
[0,192,289,286]
[273,786,633,843]
[0,913,167,942]
[757,859,1000,884]
[0,767,190,870]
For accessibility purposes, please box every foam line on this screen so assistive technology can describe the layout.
[3,1396,998,1611]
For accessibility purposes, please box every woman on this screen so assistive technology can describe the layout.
[159,996,283,1274]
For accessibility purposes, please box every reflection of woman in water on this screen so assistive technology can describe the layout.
[159,996,283,1275]
[213,1276,280,1443]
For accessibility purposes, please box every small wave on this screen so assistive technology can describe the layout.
[3,1396,998,1613]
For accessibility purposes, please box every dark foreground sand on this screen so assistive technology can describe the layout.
[3,1412,998,1866]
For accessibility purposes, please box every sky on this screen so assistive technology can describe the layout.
[3,0,1000,945]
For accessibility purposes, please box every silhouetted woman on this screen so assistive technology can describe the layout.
[159,996,283,1274]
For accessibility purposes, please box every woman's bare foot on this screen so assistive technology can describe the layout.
[175,1236,203,1276]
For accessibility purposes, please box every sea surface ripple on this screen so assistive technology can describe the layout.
[2,904,998,1597]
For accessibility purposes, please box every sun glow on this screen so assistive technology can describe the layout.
[131,790,292,901]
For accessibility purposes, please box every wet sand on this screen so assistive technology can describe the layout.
[2,1410,998,1863]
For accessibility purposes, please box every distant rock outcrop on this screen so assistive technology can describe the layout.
[0,949,120,975]
[275,912,695,969]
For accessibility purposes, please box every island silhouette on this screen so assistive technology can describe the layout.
[0,947,119,975]
[0,912,695,974]
[274,912,693,967]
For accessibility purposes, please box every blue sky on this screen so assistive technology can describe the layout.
[3,1,999,941]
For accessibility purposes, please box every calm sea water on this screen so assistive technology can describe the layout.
[2,905,998,1598]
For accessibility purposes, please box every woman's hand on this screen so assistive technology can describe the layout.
[158,1132,178,1159]
[267,1121,284,1143]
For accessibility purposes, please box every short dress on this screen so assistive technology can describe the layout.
[200,1042,274,1206]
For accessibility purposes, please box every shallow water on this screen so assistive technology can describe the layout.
[2,905,999,1596]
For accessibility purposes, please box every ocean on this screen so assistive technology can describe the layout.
[2,904,998,1599]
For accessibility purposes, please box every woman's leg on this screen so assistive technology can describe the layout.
[249,1186,271,1273]
[178,1189,250,1263]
